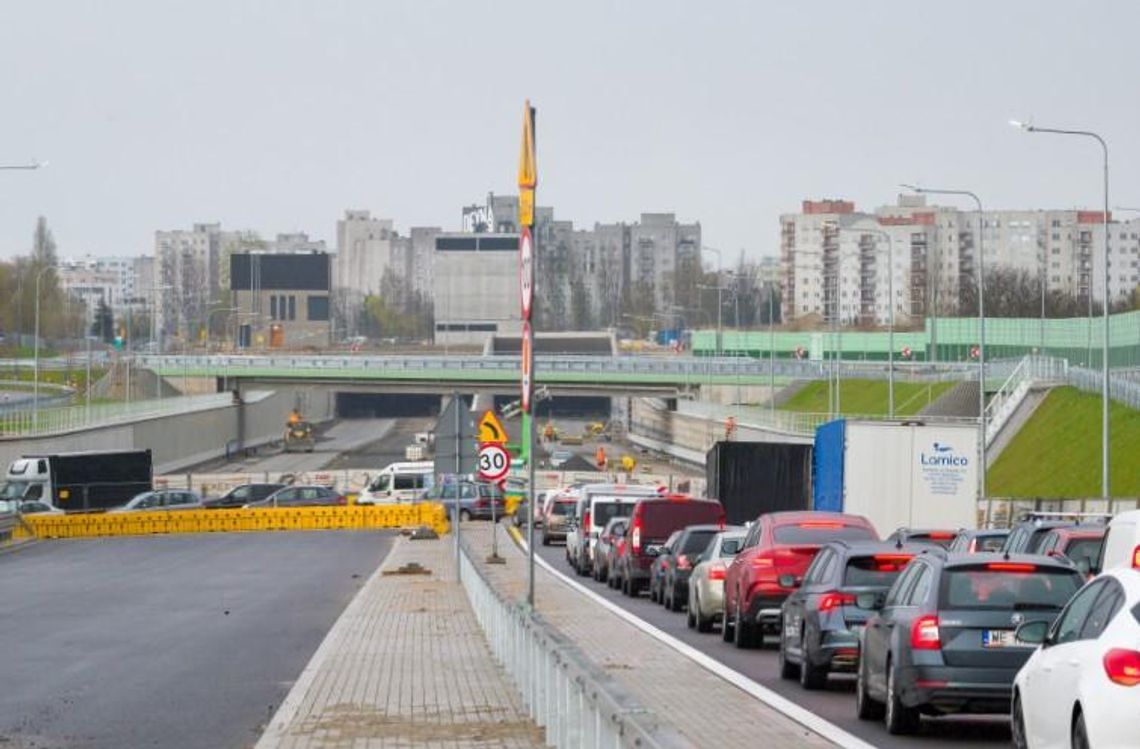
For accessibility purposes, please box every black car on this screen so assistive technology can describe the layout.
[1001,518,1077,555]
[204,483,287,509]
[856,550,1084,734]
[885,528,959,549]
[778,541,921,689]
[946,529,1009,554]
[661,524,727,612]
[648,531,683,604]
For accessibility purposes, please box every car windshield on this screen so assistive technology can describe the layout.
[680,530,717,554]
[592,500,634,528]
[551,502,574,516]
[940,566,1083,611]
[1064,538,1103,570]
[773,523,876,545]
[974,534,1008,552]
[844,555,912,587]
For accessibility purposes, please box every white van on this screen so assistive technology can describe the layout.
[1102,510,1140,571]
[357,461,435,504]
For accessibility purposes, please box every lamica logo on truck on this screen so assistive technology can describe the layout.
[919,442,969,467]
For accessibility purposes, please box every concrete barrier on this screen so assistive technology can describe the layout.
[15,503,450,540]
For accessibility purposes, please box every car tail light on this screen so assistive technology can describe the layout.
[927,531,955,540]
[631,514,642,553]
[475,498,488,508]
[583,509,592,533]
[873,553,914,571]
[336,495,347,505]
[752,554,774,568]
[986,562,1037,573]
[677,554,692,571]
[709,562,727,581]
[819,591,856,612]
[1103,648,1140,686]
[911,615,941,650]
[798,521,843,529]
[1132,545,1140,570]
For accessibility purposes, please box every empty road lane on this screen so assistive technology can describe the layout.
[0,531,393,749]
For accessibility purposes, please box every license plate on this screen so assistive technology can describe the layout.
[982,629,1031,648]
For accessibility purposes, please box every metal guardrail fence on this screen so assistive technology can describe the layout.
[0,392,235,438]
[982,497,1140,529]
[459,540,693,749]
[1067,364,1140,410]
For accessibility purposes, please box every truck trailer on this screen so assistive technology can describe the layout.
[0,450,153,512]
[812,420,978,537]
[705,441,813,525]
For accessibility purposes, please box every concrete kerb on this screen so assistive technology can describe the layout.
[459,534,695,749]
[503,525,877,749]
[252,535,401,749]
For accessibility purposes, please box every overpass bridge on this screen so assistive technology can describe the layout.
[135,353,983,395]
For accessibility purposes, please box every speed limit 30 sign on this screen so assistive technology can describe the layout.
[477,443,511,482]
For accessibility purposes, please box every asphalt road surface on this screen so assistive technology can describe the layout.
[0,532,393,749]
[324,416,435,471]
[195,418,396,474]
[534,541,1011,749]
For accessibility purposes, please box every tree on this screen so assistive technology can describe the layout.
[91,297,114,343]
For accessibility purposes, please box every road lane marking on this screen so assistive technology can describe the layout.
[506,525,878,749]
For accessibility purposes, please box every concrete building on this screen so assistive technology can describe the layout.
[432,233,520,346]
[56,262,119,329]
[230,252,332,348]
[780,197,1140,326]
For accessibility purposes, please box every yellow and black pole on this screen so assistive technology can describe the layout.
[518,100,537,607]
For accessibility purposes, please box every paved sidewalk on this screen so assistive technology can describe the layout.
[256,535,544,749]
[465,524,837,749]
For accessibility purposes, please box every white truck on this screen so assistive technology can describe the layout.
[812,420,979,536]
[0,449,153,512]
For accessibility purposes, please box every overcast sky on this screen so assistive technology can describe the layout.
[1,1,1137,261]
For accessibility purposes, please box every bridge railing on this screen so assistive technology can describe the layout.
[0,392,235,438]
[459,537,693,749]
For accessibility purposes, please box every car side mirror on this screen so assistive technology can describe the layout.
[855,592,884,611]
[777,573,799,589]
[1015,620,1050,646]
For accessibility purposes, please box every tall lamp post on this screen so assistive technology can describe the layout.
[902,184,988,506]
[1011,120,1111,501]
[32,264,55,427]
[841,226,896,418]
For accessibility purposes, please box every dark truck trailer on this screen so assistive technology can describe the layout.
[705,441,813,525]
[12,450,153,512]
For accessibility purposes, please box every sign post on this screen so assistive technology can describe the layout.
[518,100,538,607]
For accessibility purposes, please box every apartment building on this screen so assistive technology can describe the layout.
[780,197,1140,325]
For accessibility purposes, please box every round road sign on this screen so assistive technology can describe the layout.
[477,443,511,482]
[520,227,534,320]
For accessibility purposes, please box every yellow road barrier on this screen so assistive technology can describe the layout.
[14,503,450,540]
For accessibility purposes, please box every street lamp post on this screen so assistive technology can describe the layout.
[1011,120,1111,501]
[902,184,987,506]
[32,264,55,427]
[841,226,896,418]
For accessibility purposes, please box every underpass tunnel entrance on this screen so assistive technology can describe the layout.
[335,392,442,418]
[493,395,612,418]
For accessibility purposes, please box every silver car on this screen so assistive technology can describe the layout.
[112,489,204,512]
[687,529,747,633]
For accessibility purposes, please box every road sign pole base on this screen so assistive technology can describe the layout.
[485,554,506,565]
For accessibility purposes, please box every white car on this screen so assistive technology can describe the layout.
[1012,567,1140,749]
[1101,509,1140,572]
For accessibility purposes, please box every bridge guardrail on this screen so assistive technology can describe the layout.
[459,538,694,749]
[981,496,1140,529]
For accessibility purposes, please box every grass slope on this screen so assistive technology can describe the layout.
[781,379,954,417]
[988,387,1140,498]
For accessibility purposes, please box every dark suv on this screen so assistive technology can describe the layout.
[204,483,286,509]
[779,541,920,689]
[856,550,1084,734]
[615,496,725,598]
[1002,518,1079,555]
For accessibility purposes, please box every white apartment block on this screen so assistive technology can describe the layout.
[57,255,157,328]
[781,197,1140,325]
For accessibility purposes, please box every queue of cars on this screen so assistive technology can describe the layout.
[543,495,1140,744]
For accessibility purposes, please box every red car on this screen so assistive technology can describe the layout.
[614,495,725,597]
[722,511,877,649]
[1035,525,1106,576]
